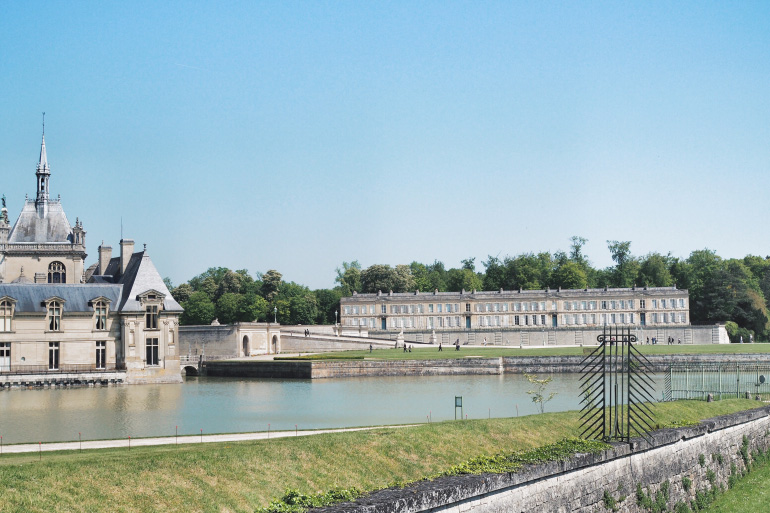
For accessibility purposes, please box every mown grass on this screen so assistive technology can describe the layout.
[701,441,770,513]
[0,399,761,513]
[286,344,770,361]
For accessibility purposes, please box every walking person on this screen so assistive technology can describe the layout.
[438,342,442,352]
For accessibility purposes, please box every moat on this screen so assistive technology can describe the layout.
[0,373,664,444]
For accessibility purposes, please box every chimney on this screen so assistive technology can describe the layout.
[98,242,112,275]
[120,239,134,275]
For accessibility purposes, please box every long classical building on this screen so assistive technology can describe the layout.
[340,286,689,332]
[0,128,182,384]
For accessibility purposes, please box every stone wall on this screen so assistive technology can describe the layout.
[204,353,770,379]
[179,322,282,358]
[370,324,727,346]
[317,406,770,513]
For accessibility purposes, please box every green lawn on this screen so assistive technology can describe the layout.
[704,454,770,512]
[0,400,760,513]
[283,343,770,361]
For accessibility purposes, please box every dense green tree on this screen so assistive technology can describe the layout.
[425,261,447,292]
[289,294,319,325]
[171,283,193,303]
[180,292,216,325]
[335,261,362,296]
[461,257,476,272]
[551,261,588,289]
[409,262,431,292]
[482,256,506,290]
[262,269,283,301]
[314,288,343,324]
[606,240,638,287]
[637,253,674,287]
[215,292,242,325]
[360,264,415,293]
[445,268,483,292]
[569,236,588,265]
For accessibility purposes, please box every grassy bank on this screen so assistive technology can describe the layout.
[284,344,770,361]
[0,400,761,513]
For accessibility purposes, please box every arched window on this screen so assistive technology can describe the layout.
[48,261,66,284]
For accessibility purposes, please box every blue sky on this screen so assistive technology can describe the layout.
[1,1,768,289]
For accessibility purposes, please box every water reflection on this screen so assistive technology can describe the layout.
[0,374,663,444]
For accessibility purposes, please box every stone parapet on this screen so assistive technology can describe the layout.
[316,406,770,513]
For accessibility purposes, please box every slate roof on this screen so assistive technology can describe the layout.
[116,251,183,313]
[90,251,183,313]
[0,283,122,313]
[8,200,73,243]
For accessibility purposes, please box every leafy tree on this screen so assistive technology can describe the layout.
[335,261,362,296]
[524,373,557,414]
[216,270,243,300]
[262,269,283,301]
[163,277,174,290]
[409,261,431,292]
[461,257,476,272]
[360,264,415,293]
[606,240,637,287]
[314,288,343,324]
[445,268,483,292]
[569,236,588,264]
[482,256,505,290]
[180,291,216,325]
[551,261,588,289]
[425,261,447,292]
[289,294,319,325]
[171,283,193,303]
[215,292,242,325]
[637,253,674,287]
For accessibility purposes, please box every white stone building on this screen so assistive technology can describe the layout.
[0,128,182,384]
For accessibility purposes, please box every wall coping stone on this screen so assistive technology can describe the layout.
[314,405,770,513]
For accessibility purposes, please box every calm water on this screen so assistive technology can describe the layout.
[0,374,664,444]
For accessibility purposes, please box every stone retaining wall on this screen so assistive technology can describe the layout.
[316,406,770,513]
[204,354,770,379]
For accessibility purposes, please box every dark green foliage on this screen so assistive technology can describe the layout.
[712,452,724,465]
[256,487,362,513]
[675,500,692,513]
[706,469,716,486]
[698,453,706,467]
[603,489,618,511]
[436,438,608,477]
[740,435,750,468]
[636,480,670,513]
[682,475,692,492]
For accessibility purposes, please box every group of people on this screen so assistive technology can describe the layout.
[645,336,681,345]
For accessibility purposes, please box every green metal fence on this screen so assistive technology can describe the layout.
[664,363,770,401]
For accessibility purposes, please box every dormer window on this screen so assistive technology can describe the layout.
[48,301,62,331]
[138,290,165,331]
[93,300,108,330]
[0,298,15,332]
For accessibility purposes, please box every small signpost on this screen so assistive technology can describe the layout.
[455,396,463,420]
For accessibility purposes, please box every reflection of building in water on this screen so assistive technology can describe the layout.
[0,127,182,384]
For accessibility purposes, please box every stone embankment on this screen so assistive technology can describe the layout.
[205,353,770,379]
[316,406,770,513]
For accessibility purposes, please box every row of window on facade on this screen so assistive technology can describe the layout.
[343,298,686,316]
[345,311,688,328]
[0,338,161,372]
[0,299,160,332]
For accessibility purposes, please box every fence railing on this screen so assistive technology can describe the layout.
[0,363,121,375]
[664,363,770,401]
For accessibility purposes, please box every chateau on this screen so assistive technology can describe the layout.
[341,287,690,331]
[0,128,182,384]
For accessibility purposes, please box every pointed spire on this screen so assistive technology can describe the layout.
[38,112,49,172]
[35,113,50,206]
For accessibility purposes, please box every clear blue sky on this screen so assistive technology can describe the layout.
[1,1,768,289]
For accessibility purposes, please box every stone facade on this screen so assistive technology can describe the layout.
[341,287,691,333]
[0,128,182,384]
[178,322,282,359]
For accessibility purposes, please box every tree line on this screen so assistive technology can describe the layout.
[170,237,770,342]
